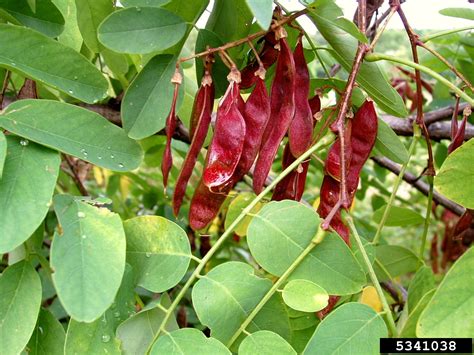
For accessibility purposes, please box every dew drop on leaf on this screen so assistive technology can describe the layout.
[145,252,152,258]
[101,334,111,343]
[20,139,29,146]
[118,163,124,168]
[77,212,86,218]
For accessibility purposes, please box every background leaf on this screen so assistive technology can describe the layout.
[0,0,65,37]
[0,130,6,177]
[1,100,143,171]
[98,7,187,54]
[51,194,126,322]
[75,0,113,53]
[439,7,474,21]
[374,245,422,281]
[27,308,66,355]
[435,138,474,209]
[417,247,474,337]
[121,0,169,6]
[406,266,435,313]
[239,330,296,355]
[373,118,409,164]
[0,261,42,355]
[303,303,387,354]
[0,24,108,103]
[122,54,183,139]
[151,328,231,354]
[123,216,191,292]
[192,261,272,344]
[224,192,262,237]
[247,201,366,295]
[373,205,425,226]
[282,280,329,313]
[0,136,59,253]
[245,0,272,30]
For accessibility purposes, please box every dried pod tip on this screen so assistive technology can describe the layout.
[346,109,354,119]
[201,72,213,86]
[464,106,472,117]
[255,66,266,80]
[171,69,183,85]
[314,111,323,121]
[274,25,287,41]
[227,67,241,84]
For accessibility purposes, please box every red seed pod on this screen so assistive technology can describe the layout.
[253,37,296,194]
[325,120,353,182]
[344,100,378,206]
[309,94,321,121]
[203,71,246,189]
[161,71,182,188]
[288,37,313,157]
[452,209,473,240]
[234,73,271,179]
[316,295,340,320]
[189,178,229,231]
[240,31,279,89]
[448,107,470,154]
[173,71,214,216]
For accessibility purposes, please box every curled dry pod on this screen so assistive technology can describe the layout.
[189,179,229,231]
[240,31,279,89]
[161,70,182,188]
[288,37,313,157]
[344,100,378,206]
[253,36,296,194]
[203,70,246,189]
[173,70,215,216]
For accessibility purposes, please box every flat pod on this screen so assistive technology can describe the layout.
[203,80,246,189]
[288,38,313,157]
[253,37,296,194]
[161,81,180,188]
[173,73,214,216]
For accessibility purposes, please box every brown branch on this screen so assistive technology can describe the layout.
[62,154,89,196]
[372,156,465,216]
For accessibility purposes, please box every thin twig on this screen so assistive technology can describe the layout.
[62,154,89,196]
[0,70,11,110]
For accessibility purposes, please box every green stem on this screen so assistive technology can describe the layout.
[419,176,434,259]
[372,124,419,245]
[420,26,474,43]
[346,215,398,337]
[365,53,474,105]
[226,228,327,348]
[145,136,332,354]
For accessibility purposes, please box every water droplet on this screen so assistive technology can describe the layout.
[20,139,29,146]
[110,154,115,159]
[118,163,124,168]
[101,334,111,343]
[136,7,141,12]
[46,201,52,208]
[11,62,16,66]
[12,120,17,125]
[38,326,44,334]
[98,155,102,160]
[145,252,151,258]
[81,234,87,239]
[80,148,88,157]
[68,90,74,94]
[73,76,78,80]
[107,146,111,150]
[77,211,86,218]
[113,311,120,318]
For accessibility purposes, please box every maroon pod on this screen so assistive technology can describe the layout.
[203,71,246,189]
[173,70,215,216]
[288,37,313,158]
[253,37,296,194]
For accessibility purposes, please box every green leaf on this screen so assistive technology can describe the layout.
[122,54,183,139]
[332,16,368,44]
[121,0,169,6]
[239,330,296,355]
[0,136,59,253]
[282,280,329,313]
[417,247,474,337]
[350,234,375,274]
[373,205,424,226]
[0,261,42,355]
[247,201,366,295]
[374,245,422,281]
[0,24,108,103]
[1,100,143,171]
[75,0,113,53]
[245,0,272,30]
[407,266,435,313]
[51,194,126,322]
[435,139,474,209]
[0,0,64,37]
[303,303,388,354]
[27,308,66,355]
[373,118,409,164]
[308,0,408,117]
[399,289,435,337]
[0,130,6,178]
[224,192,263,237]
[439,7,474,21]
[192,261,272,344]
[151,328,231,354]
[52,0,83,52]
[98,7,187,54]
[123,216,191,292]
[64,265,135,354]
[116,293,179,355]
